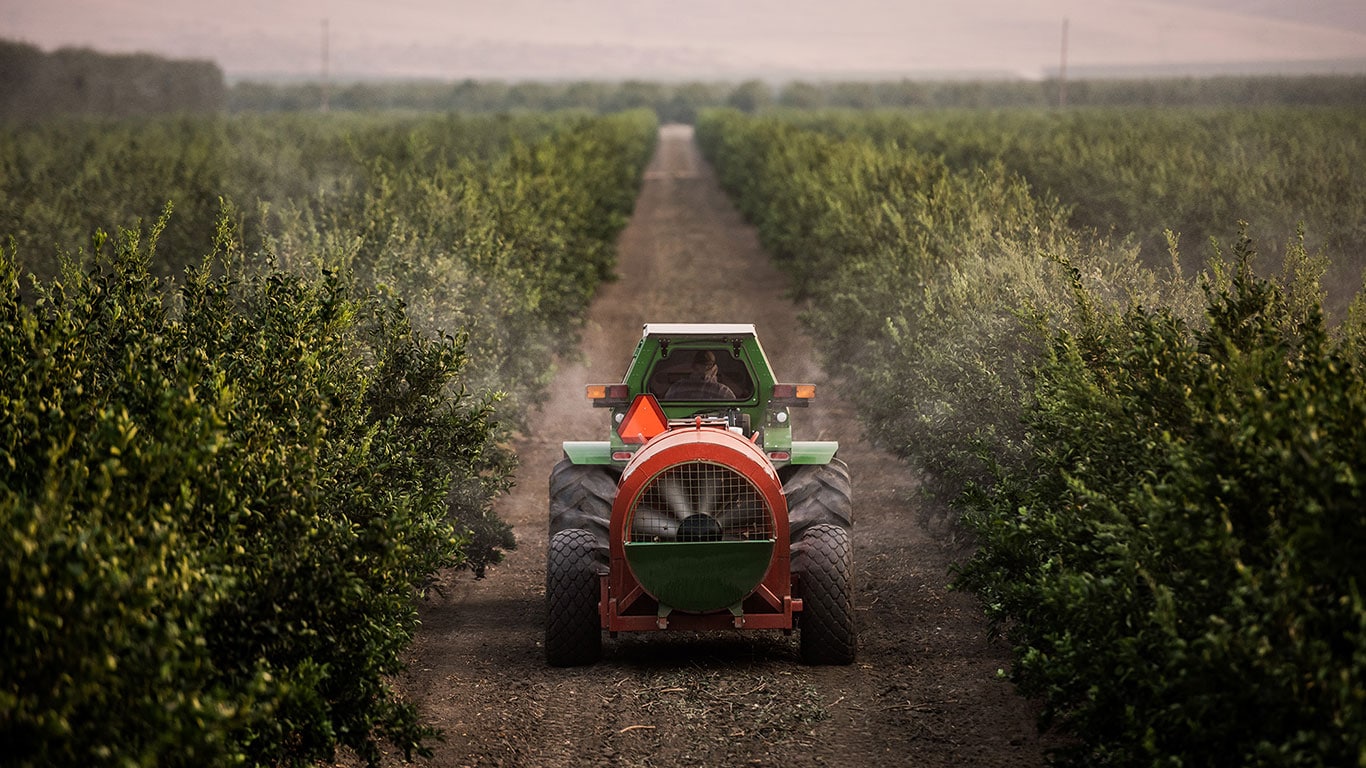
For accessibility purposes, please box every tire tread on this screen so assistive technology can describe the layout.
[793,523,856,665]
[545,528,603,666]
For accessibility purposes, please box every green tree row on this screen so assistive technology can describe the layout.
[696,108,1365,766]
[0,109,658,410]
[766,106,1366,316]
[1,222,502,766]
[1,110,657,765]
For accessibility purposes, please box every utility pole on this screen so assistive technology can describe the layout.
[321,17,331,113]
[1058,17,1069,109]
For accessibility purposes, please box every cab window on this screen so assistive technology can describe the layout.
[648,348,754,402]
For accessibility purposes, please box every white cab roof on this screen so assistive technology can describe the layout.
[642,323,756,338]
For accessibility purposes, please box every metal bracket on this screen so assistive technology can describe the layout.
[729,603,745,629]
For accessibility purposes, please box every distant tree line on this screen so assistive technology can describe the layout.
[0,40,225,120]
[3,35,1362,122]
[229,74,1366,120]
[228,79,737,123]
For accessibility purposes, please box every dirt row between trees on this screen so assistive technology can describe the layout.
[376,125,1049,767]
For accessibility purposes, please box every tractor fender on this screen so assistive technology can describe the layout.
[561,440,613,465]
[789,440,840,465]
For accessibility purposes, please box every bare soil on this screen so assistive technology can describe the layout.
[379,125,1049,767]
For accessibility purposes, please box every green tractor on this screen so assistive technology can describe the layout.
[546,323,854,666]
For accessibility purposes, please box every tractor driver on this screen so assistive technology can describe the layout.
[664,350,736,401]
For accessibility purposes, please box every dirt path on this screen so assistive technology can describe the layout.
[387,125,1048,767]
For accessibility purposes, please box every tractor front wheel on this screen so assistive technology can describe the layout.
[545,528,603,666]
[794,523,856,665]
[549,458,617,557]
[782,458,852,540]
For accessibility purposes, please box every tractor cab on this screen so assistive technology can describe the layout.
[567,323,836,468]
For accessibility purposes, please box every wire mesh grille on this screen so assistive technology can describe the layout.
[627,461,774,543]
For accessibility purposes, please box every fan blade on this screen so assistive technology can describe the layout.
[631,507,680,541]
[658,476,695,519]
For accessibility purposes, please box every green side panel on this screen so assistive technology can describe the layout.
[562,441,613,465]
[790,441,839,465]
[625,540,775,613]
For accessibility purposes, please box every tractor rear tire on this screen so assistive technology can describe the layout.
[546,528,603,666]
[783,458,853,540]
[793,523,856,665]
[549,458,617,561]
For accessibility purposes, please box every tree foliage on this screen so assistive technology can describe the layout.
[1,215,505,765]
[958,240,1365,765]
[698,107,1366,766]
[1,109,657,765]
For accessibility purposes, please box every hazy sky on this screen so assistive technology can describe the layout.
[4,0,1365,80]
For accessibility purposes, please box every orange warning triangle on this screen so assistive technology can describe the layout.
[619,394,668,444]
